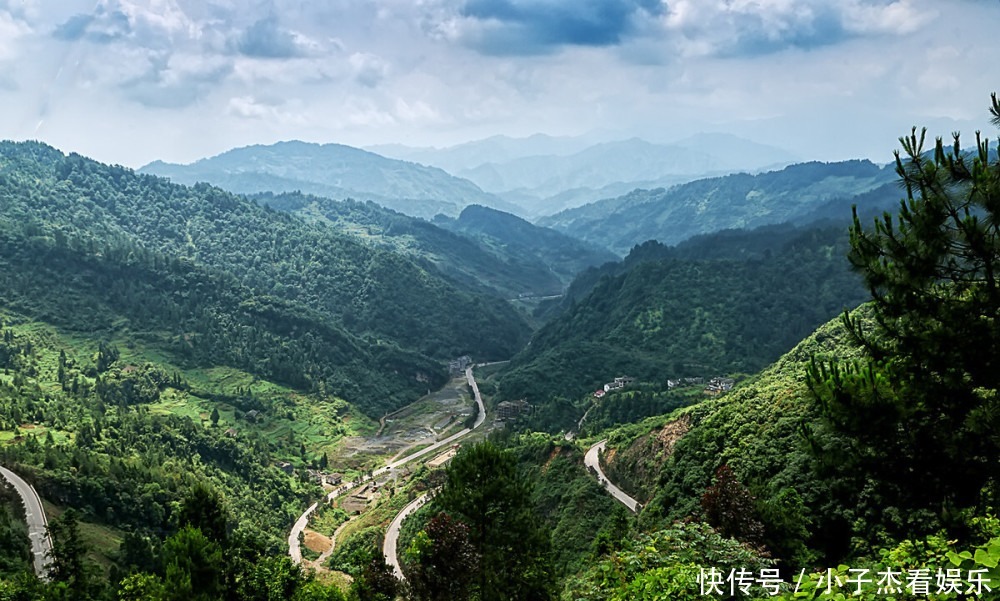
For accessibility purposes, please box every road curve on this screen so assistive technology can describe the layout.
[584,440,641,513]
[287,501,320,564]
[378,365,491,578]
[0,465,52,578]
[289,365,487,564]
[383,492,431,580]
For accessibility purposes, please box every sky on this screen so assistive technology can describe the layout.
[0,0,997,168]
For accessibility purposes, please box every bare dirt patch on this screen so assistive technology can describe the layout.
[303,529,332,554]
[332,376,473,464]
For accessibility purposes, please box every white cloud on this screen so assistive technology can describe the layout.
[660,0,935,57]
[0,0,994,169]
[0,5,31,61]
[349,52,389,88]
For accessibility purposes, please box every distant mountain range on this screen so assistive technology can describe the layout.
[538,159,899,255]
[141,134,803,222]
[372,133,800,216]
[140,141,521,219]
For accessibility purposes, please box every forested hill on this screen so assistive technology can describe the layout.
[538,159,897,254]
[435,204,618,287]
[0,141,531,414]
[496,223,869,409]
[141,140,520,219]
[251,193,613,299]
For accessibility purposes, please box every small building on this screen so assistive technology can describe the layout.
[497,399,531,420]
[448,355,473,377]
[428,448,458,468]
[276,461,294,474]
[705,377,736,395]
[593,389,606,399]
[245,409,261,421]
[604,376,635,393]
[224,428,238,438]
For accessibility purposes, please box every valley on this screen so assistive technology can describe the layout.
[2,92,1000,601]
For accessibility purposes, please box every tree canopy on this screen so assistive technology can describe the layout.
[809,93,1000,539]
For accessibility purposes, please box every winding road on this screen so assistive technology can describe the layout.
[383,492,431,579]
[584,440,641,513]
[289,365,487,565]
[0,465,52,579]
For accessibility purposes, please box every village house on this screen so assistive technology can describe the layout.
[448,355,473,377]
[497,399,531,420]
[705,377,736,395]
[306,470,343,486]
[603,376,635,393]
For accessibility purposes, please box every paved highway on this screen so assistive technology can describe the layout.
[0,465,52,578]
[383,492,431,580]
[289,365,487,565]
[584,440,641,513]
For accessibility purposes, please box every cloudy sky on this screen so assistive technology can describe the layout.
[0,0,997,168]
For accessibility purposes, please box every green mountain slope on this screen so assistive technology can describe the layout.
[435,204,618,289]
[252,193,608,300]
[0,141,531,415]
[496,224,868,419]
[538,159,897,254]
[601,309,870,565]
[140,140,521,219]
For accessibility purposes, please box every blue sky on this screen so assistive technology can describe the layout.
[0,0,997,167]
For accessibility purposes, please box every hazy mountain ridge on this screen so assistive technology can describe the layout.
[140,140,521,219]
[434,204,619,289]
[538,159,897,254]
[371,133,799,216]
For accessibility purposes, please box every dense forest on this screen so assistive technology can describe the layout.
[249,193,614,301]
[496,222,870,428]
[538,159,898,254]
[0,141,532,415]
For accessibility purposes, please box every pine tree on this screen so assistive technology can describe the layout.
[809,93,1000,537]
[46,509,98,600]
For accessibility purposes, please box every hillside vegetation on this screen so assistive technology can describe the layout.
[435,204,618,289]
[0,141,531,415]
[253,193,614,300]
[539,159,897,254]
[497,223,868,426]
